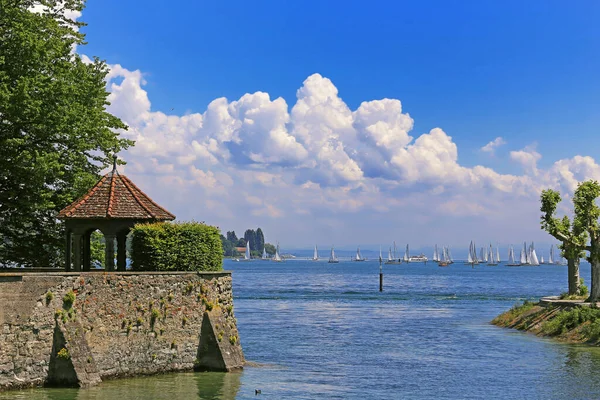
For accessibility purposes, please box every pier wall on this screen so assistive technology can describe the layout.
[0,271,243,391]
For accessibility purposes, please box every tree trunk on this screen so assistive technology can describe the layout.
[568,257,581,295]
[589,237,600,303]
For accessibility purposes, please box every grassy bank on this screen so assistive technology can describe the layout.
[492,301,600,345]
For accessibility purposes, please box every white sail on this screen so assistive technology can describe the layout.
[403,245,409,262]
[388,247,393,262]
[541,254,545,264]
[379,246,383,262]
[313,245,319,261]
[329,246,338,262]
[523,242,529,264]
[448,247,453,263]
[508,245,515,264]
[355,247,363,261]
[433,245,438,262]
[245,241,251,260]
[520,248,526,264]
[473,241,479,263]
[262,247,268,259]
[273,243,282,261]
[530,242,539,265]
[549,245,554,264]
[467,241,474,263]
[393,241,398,260]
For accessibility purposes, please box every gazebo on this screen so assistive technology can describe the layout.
[57,158,175,271]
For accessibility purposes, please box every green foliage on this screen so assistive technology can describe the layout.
[244,229,257,251]
[229,335,238,345]
[130,222,223,271]
[150,308,160,330]
[264,243,276,256]
[255,228,265,255]
[136,317,144,326]
[0,1,133,268]
[579,278,589,297]
[45,291,54,305]
[62,290,76,309]
[57,348,70,360]
[541,306,600,336]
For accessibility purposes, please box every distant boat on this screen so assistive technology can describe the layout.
[447,246,454,264]
[433,244,439,262]
[466,240,478,265]
[241,241,252,261]
[353,247,366,261]
[272,243,283,262]
[385,241,402,264]
[529,242,540,266]
[328,246,339,263]
[548,245,555,265]
[262,247,268,260]
[438,246,450,267]
[403,244,410,263]
[487,243,498,266]
[540,252,545,264]
[409,254,428,263]
[506,245,519,266]
[312,245,319,261]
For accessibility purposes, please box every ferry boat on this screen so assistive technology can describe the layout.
[408,254,428,263]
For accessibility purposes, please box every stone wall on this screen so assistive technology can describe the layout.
[0,271,244,391]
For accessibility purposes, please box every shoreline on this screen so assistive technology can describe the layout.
[492,297,600,346]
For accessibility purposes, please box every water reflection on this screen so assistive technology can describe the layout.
[0,372,241,400]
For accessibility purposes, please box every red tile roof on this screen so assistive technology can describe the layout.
[57,171,176,220]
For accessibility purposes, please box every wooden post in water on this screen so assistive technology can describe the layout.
[379,247,383,292]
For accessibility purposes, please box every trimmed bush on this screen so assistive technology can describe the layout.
[130,221,223,272]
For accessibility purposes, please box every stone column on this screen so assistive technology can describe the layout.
[65,230,72,272]
[105,234,116,271]
[72,233,82,272]
[116,232,127,271]
[82,233,91,271]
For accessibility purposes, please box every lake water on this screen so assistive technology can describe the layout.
[3,259,600,399]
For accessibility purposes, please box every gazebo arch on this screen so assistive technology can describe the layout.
[57,158,175,271]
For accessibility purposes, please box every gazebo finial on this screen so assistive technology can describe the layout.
[112,154,118,174]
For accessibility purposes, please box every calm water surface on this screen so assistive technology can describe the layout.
[3,259,600,399]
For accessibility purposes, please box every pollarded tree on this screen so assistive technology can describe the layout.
[540,189,587,295]
[572,181,600,302]
[255,228,265,252]
[0,1,132,267]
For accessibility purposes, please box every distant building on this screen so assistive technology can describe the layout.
[235,247,246,254]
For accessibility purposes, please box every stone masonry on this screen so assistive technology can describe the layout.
[0,271,244,391]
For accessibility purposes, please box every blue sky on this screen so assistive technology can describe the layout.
[74,1,600,249]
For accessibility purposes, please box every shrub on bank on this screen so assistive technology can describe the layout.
[130,222,223,272]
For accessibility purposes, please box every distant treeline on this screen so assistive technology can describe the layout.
[220,228,275,257]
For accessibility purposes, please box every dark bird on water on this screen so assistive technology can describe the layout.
[255,389,261,395]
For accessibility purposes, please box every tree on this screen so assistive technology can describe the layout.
[256,228,265,252]
[0,1,132,267]
[264,243,276,256]
[226,231,238,243]
[237,238,246,247]
[244,229,256,251]
[540,189,587,295]
[573,181,600,301]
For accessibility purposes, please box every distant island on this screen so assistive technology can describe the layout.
[220,228,276,258]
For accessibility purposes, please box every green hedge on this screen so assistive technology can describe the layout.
[130,222,223,271]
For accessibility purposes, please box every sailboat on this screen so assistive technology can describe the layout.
[540,252,545,264]
[433,245,439,262]
[529,242,540,266]
[495,245,500,264]
[548,245,555,265]
[385,242,401,264]
[241,241,252,261]
[506,245,519,266]
[328,246,339,263]
[312,245,319,261]
[262,247,268,260]
[353,247,366,261]
[403,244,409,263]
[447,247,454,264]
[272,243,283,262]
[438,246,450,267]
[487,243,498,266]
[480,247,487,263]
[466,241,478,265]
